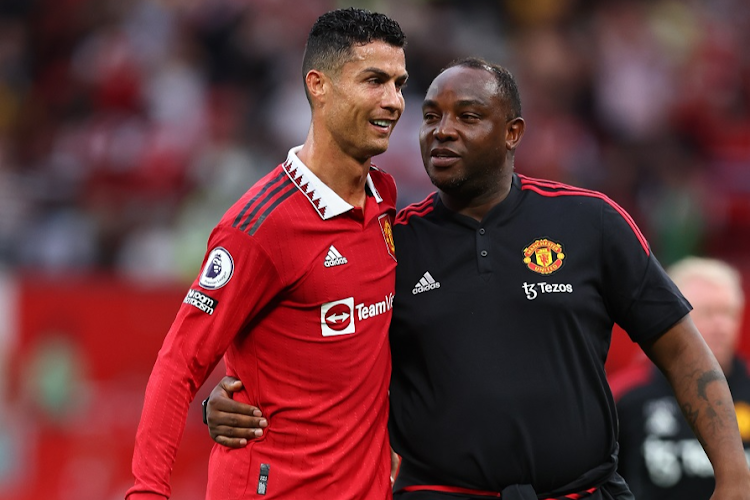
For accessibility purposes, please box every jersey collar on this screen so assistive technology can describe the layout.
[283,145,384,220]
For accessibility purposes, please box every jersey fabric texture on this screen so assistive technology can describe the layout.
[612,356,750,499]
[388,173,691,497]
[127,146,398,500]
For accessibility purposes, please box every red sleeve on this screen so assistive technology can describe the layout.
[126,224,284,499]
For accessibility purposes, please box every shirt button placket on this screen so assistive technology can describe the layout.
[477,227,491,274]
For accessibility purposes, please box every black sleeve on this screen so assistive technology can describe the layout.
[599,200,691,344]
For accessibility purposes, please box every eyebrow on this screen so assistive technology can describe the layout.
[422,98,487,109]
[361,67,409,81]
[455,99,488,107]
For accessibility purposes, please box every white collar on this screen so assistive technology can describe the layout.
[283,145,383,220]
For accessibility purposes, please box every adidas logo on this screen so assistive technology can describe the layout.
[412,271,440,295]
[324,245,348,267]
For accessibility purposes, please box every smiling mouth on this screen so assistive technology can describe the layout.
[370,119,393,131]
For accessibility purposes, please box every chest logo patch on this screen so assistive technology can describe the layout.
[522,238,565,275]
[321,297,355,336]
[324,245,348,267]
[378,213,397,262]
[199,247,234,289]
[320,294,394,337]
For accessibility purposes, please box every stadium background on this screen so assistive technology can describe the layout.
[0,0,749,498]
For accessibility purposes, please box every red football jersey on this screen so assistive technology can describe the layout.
[127,147,398,500]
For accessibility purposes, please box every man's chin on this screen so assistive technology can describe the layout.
[428,173,466,193]
[364,142,390,159]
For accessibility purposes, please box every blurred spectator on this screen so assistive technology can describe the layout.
[611,256,750,499]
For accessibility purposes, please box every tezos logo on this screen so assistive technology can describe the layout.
[199,247,234,289]
[522,281,573,300]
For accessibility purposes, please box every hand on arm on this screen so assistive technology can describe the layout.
[640,315,750,499]
[206,376,267,448]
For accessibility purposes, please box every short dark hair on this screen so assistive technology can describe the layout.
[442,57,522,119]
[302,8,406,92]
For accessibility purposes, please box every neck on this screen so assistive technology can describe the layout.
[439,170,513,221]
[296,128,371,208]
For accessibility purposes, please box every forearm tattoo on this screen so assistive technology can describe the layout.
[696,369,724,400]
[680,402,704,445]
[680,368,728,447]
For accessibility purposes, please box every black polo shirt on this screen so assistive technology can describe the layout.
[389,173,691,494]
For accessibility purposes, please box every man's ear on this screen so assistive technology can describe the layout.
[506,117,525,151]
[305,69,328,105]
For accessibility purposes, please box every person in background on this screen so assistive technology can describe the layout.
[612,256,750,499]
[203,58,750,500]
[126,8,407,500]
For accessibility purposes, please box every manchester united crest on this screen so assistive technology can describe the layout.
[522,238,565,275]
[378,213,397,262]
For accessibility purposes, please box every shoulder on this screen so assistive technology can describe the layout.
[369,164,396,187]
[217,164,301,238]
[517,174,618,208]
[516,174,639,226]
[395,192,439,227]
[518,174,650,254]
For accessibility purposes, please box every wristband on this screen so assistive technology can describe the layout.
[202,397,209,425]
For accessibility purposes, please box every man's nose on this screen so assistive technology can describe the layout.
[434,116,457,140]
[382,82,404,112]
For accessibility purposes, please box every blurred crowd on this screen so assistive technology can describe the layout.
[0,0,749,282]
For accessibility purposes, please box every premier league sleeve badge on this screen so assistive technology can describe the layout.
[199,247,234,290]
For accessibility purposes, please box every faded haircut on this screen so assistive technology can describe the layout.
[442,57,523,120]
[302,8,406,101]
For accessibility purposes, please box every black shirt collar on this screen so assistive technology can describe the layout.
[433,173,524,227]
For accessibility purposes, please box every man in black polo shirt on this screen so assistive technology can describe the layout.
[203,59,750,499]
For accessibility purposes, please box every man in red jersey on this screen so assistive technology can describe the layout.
[204,58,750,500]
[126,8,408,500]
